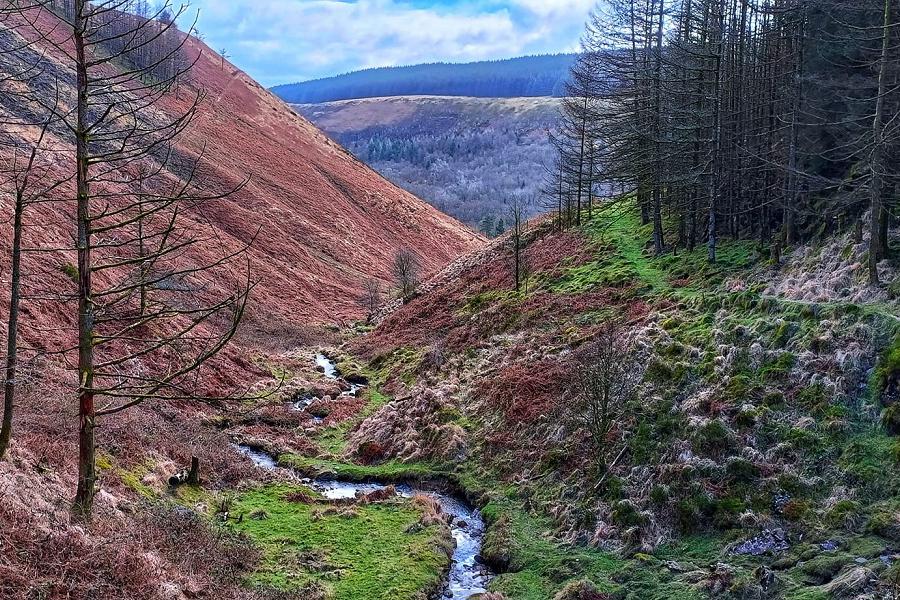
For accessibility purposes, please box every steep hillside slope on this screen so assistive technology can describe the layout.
[294,96,560,229]
[0,10,480,599]
[259,205,900,599]
[0,8,482,332]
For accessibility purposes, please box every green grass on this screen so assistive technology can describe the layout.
[547,205,757,299]
[480,500,708,600]
[315,387,393,456]
[280,454,448,482]
[230,484,451,598]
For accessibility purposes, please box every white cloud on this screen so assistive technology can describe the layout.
[187,0,591,86]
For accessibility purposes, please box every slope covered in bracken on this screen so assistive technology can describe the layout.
[0,7,481,335]
[0,9,480,599]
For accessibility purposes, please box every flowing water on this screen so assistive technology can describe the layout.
[235,440,493,599]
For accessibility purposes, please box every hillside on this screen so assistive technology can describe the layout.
[0,10,481,330]
[295,96,560,230]
[271,54,577,104]
[0,8,481,600]
[235,202,900,599]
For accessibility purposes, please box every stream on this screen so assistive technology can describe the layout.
[235,355,492,599]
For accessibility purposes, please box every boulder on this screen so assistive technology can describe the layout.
[823,567,874,598]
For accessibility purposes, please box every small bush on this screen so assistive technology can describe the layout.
[713,497,744,528]
[694,419,732,453]
[650,485,670,505]
[726,458,760,483]
[611,500,645,528]
[782,499,810,522]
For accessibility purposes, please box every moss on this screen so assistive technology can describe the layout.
[230,484,451,598]
[873,335,900,403]
[481,512,516,572]
[883,403,900,435]
[799,554,849,584]
[761,352,797,380]
[867,505,900,540]
[772,321,798,348]
[839,433,900,498]
[280,454,446,483]
[116,459,155,499]
[645,357,677,384]
[693,419,732,453]
[825,500,862,530]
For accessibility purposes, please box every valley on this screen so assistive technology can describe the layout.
[1,2,899,600]
[125,205,900,600]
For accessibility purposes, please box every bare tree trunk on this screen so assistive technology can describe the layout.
[869,0,892,285]
[0,187,24,459]
[73,0,97,519]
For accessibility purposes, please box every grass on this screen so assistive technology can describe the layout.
[230,484,451,599]
[280,454,448,482]
[547,206,757,299]
[480,499,709,600]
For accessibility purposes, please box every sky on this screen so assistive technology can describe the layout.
[182,0,596,87]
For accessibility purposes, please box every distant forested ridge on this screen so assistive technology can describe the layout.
[272,54,577,103]
[295,96,559,233]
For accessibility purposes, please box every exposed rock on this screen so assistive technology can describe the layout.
[734,529,790,556]
[823,567,875,598]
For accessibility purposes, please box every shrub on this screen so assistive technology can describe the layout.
[726,457,760,483]
[782,499,810,522]
[552,580,608,600]
[694,419,732,453]
[611,500,645,528]
[650,484,670,505]
[713,497,744,528]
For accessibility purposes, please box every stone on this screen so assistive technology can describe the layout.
[822,567,874,598]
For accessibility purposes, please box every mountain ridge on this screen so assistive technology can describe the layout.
[271,54,577,104]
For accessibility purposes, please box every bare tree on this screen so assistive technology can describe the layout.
[569,321,640,479]
[507,196,529,293]
[11,0,255,519]
[358,277,383,324]
[393,247,420,301]
[0,2,71,459]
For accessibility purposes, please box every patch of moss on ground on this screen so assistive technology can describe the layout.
[113,458,156,499]
[480,499,715,600]
[230,484,450,599]
[280,454,447,483]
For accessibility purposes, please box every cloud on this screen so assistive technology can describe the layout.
[185,0,592,86]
